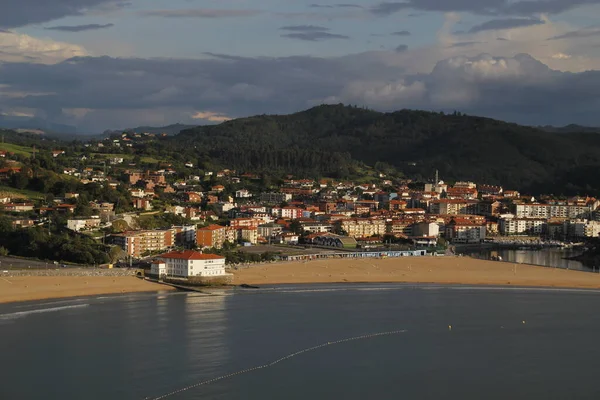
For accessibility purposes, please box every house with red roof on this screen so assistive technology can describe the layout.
[151,250,227,278]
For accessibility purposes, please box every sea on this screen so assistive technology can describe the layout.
[2,284,600,400]
[464,247,590,271]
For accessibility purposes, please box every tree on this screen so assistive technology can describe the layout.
[289,220,303,235]
[11,168,30,189]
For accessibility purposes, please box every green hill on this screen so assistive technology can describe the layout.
[167,105,600,195]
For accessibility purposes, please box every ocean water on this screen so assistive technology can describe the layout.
[465,247,588,270]
[2,284,600,400]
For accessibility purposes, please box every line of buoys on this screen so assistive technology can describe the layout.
[147,329,408,400]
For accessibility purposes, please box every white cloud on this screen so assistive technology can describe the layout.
[552,53,572,59]
[324,80,426,108]
[0,31,87,63]
[191,111,232,122]
[0,109,35,118]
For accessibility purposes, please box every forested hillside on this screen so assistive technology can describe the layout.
[167,104,600,195]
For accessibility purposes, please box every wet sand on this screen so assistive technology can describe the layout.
[0,276,174,304]
[232,256,600,289]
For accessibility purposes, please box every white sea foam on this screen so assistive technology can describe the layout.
[14,298,88,309]
[0,304,89,320]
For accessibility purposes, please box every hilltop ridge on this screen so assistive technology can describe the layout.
[167,104,600,195]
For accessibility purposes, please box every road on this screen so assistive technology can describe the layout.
[0,256,75,270]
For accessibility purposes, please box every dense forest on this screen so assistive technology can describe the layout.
[164,105,600,195]
[0,216,111,265]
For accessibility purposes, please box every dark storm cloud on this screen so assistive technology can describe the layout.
[448,41,485,48]
[468,18,544,33]
[280,25,330,32]
[281,32,350,41]
[548,28,600,40]
[310,3,364,8]
[1,53,600,130]
[370,0,600,16]
[395,44,409,52]
[391,30,411,36]
[141,9,262,18]
[0,0,123,28]
[45,23,115,32]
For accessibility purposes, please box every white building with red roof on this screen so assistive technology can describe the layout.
[151,250,226,278]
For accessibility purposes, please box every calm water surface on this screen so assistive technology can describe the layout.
[2,284,600,400]
[465,247,589,270]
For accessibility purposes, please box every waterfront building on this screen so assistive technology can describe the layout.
[445,218,486,243]
[152,250,226,278]
[498,215,546,236]
[515,203,591,219]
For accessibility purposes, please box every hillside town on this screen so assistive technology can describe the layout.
[2,132,600,279]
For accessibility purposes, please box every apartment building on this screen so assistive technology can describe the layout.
[173,225,196,245]
[566,220,600,238]
[113,229,175,257]
[498,216,546,236]
[260,192,292,204]
[299,222,333,234]
[412,222,440,238]
[258,223,284,238]
[515,204,592,219]
[445,218,486,243]
[430,199,479,215]
[386,220,414,237]
[239,227,258,244]
[196,224,227,249]
[446,187,478,200]
[340,218,386,238]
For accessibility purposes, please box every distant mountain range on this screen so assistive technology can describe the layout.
[0,115,78,135]
[102,123,197,137]
[0,116,197,138]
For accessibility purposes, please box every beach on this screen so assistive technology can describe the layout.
[0,276,173,304]
[232,256,600,289]
[4,256,600,304]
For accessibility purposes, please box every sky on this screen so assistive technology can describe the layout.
[1,0,600,133]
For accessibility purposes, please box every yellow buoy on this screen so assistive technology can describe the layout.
[522,320,526,324]
[448,325,452,331]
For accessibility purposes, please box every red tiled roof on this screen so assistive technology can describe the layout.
[432,199,478,204]
[158,250,224,260]
[198,224,225,231]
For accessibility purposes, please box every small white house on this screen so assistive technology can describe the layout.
[154,250,227,277]
[235,189,252,198]
[151,260,166,277]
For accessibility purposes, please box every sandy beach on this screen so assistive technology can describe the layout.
[3,257,600,304]
[0,276,174,304]
[232,256,600,289]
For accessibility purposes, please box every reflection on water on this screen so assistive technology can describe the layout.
[466,247,588,271]
[5,287,600,399]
